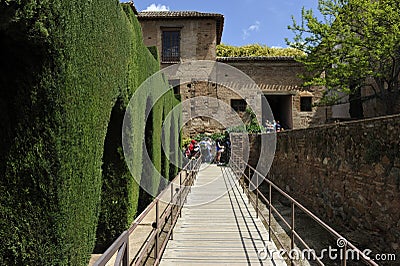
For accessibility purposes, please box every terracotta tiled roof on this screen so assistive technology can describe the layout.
[137,11,224,44]
[138,11,223,19]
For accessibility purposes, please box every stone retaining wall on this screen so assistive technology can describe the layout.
[242,114,400,257]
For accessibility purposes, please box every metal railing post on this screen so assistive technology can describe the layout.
[291,202,295,266]
[179,172,182,218]
[214,151,379,266]
[123,231,129,266]
[185,174,189,204]
[245,167,249,193]
[269,182,272,242]
[256,173,259,219]
[187,169,191,197]
[96,156,223,266]
[155,200,159,260]
[170,183,174,240]
[247,166,250,204]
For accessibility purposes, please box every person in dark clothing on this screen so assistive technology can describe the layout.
[215,139,224,165]
[221,137,231,164]
[275,120,282,132]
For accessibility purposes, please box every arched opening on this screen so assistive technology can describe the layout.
[168,112,177,180]
[158,107,168,192]
[94,98,128,253]
[137,97,154,214]
[177,115,183,170]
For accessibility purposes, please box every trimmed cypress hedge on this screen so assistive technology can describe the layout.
[0,1,180,265]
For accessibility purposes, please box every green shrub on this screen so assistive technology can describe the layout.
[95,5,162,252]
[217,43,306,57]
[0,1,181,265]
[148,46,159,61]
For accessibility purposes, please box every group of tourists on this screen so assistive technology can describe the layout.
[264,119,283,132]
[184,136,231,165]
[184,139,200,159]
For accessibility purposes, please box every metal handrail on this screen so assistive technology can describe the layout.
[229,152,379,266]
[94,155,202,266]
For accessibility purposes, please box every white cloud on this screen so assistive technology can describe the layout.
[142,3,170,12]
[242,21,260,40]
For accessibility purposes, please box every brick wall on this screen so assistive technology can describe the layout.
[179,58,329,137]
[139,18,217,67]
[180,81,249,136]
[246,114,400,256]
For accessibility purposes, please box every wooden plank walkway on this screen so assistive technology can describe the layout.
[160,164,286,265]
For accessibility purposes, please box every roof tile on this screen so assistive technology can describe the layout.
[137,11,224,44]
[137,11,223,19]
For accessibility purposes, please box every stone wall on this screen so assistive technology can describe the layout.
[247,114,400,256]
[179,58,328,137]
[139,17,328,136]
[219,57,328,129]
[162,61,266,137]
[180,81,249,136]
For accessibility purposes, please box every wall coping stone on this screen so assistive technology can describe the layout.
[276,113,400,134]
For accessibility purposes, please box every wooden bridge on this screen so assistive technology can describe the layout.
[92,154,378,266]
[160,164,284,265]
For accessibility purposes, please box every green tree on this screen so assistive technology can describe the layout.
[287,0,400,115]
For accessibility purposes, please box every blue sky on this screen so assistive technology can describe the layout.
[127,0,320,47]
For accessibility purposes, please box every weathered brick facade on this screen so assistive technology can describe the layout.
[168,57,327,136]
[137,11,223,68]
[219,57,327,130]
[137,11,327,137]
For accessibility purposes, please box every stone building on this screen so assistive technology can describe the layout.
[137,11,223,68]
[136,9,326,136]
[217,57,326,129]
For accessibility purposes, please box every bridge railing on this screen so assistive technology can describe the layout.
[230,152,378,266]
[94,155,202,266]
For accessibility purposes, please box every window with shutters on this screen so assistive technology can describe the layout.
[162,30,181,62]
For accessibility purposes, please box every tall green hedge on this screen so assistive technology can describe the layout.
[94,5,164,252]
[0,1,180,265]
[134,73,180,215]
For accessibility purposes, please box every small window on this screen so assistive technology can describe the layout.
[300,97,312,112]
[231,99,247,112]
[162,30,180,62]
